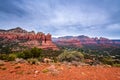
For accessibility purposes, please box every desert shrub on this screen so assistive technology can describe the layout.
[83,54,92,59]
[7,54,17,61]
[52,57,58,63]
[40,49,62,58]
[17,52,25,59]
[42,69,49,73]
[0,46,11,54]
[113,64,120,67]
[100,56,114,65]
[30,47,42,58]
[20,47,43,59]
[0,54,8,60]
[23,50,33,59]
[58,50,84,62]
[27,58,39,65]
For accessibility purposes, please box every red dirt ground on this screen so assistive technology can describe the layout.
[0,62,120,80]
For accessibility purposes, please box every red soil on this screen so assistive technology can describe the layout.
[0,62,120,80]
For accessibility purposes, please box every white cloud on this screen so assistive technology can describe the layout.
[40,5,109,27]
[21,0,109,27]
[0,0,120,39]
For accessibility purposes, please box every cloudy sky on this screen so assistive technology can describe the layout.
[0,0,120,39]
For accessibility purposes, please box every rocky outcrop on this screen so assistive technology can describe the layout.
[0,27,58,50]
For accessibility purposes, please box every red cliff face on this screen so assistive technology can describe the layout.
[0,27,59,50]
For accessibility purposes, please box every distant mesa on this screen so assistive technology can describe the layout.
[0,27,59,50]
[53,35,120,48]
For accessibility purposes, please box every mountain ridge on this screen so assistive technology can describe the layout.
[53,35,120,48]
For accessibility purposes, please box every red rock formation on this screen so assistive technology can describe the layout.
[0,27,59,50]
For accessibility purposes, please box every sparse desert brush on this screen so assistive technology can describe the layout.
[0,63,4,66]
[15,58,27,64]
[7,54,17,61]
[113,64,120,67]
[27,58,39,65]
[42,69,49,73]
[42,68,59,76]
[0,67,7,70]
[56,62,61,66]
[26,71,31,74]
[14,66,21,69]
[66,65,71,69]
[17,52,25,59]
[51,71,59,76]
[58,50,84,62]
[16,71,24,74]
[45,65,59,76]
[10,61,18,66]
[50,68,59,76]
[0,54,8,60]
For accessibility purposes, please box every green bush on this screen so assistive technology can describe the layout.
[100,56,114,65]
[58,50,84,62]
[0,46,11,54]
[7,54,17,61]
[0,54,8,60]
[31,47,42,58]
[20,47,43,59]
[23,50,33,59]
[17,52,25,59]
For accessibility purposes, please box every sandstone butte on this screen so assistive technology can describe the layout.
[0,27,59,50]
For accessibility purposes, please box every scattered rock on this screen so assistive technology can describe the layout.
[34,70,39,74]
[34,70,39,77]
[43,65,60,76]
[15,58,27,63]
[71,61,80,67]
[43,58,54,63]
[104,65,112,68]
[10,70,16,73]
